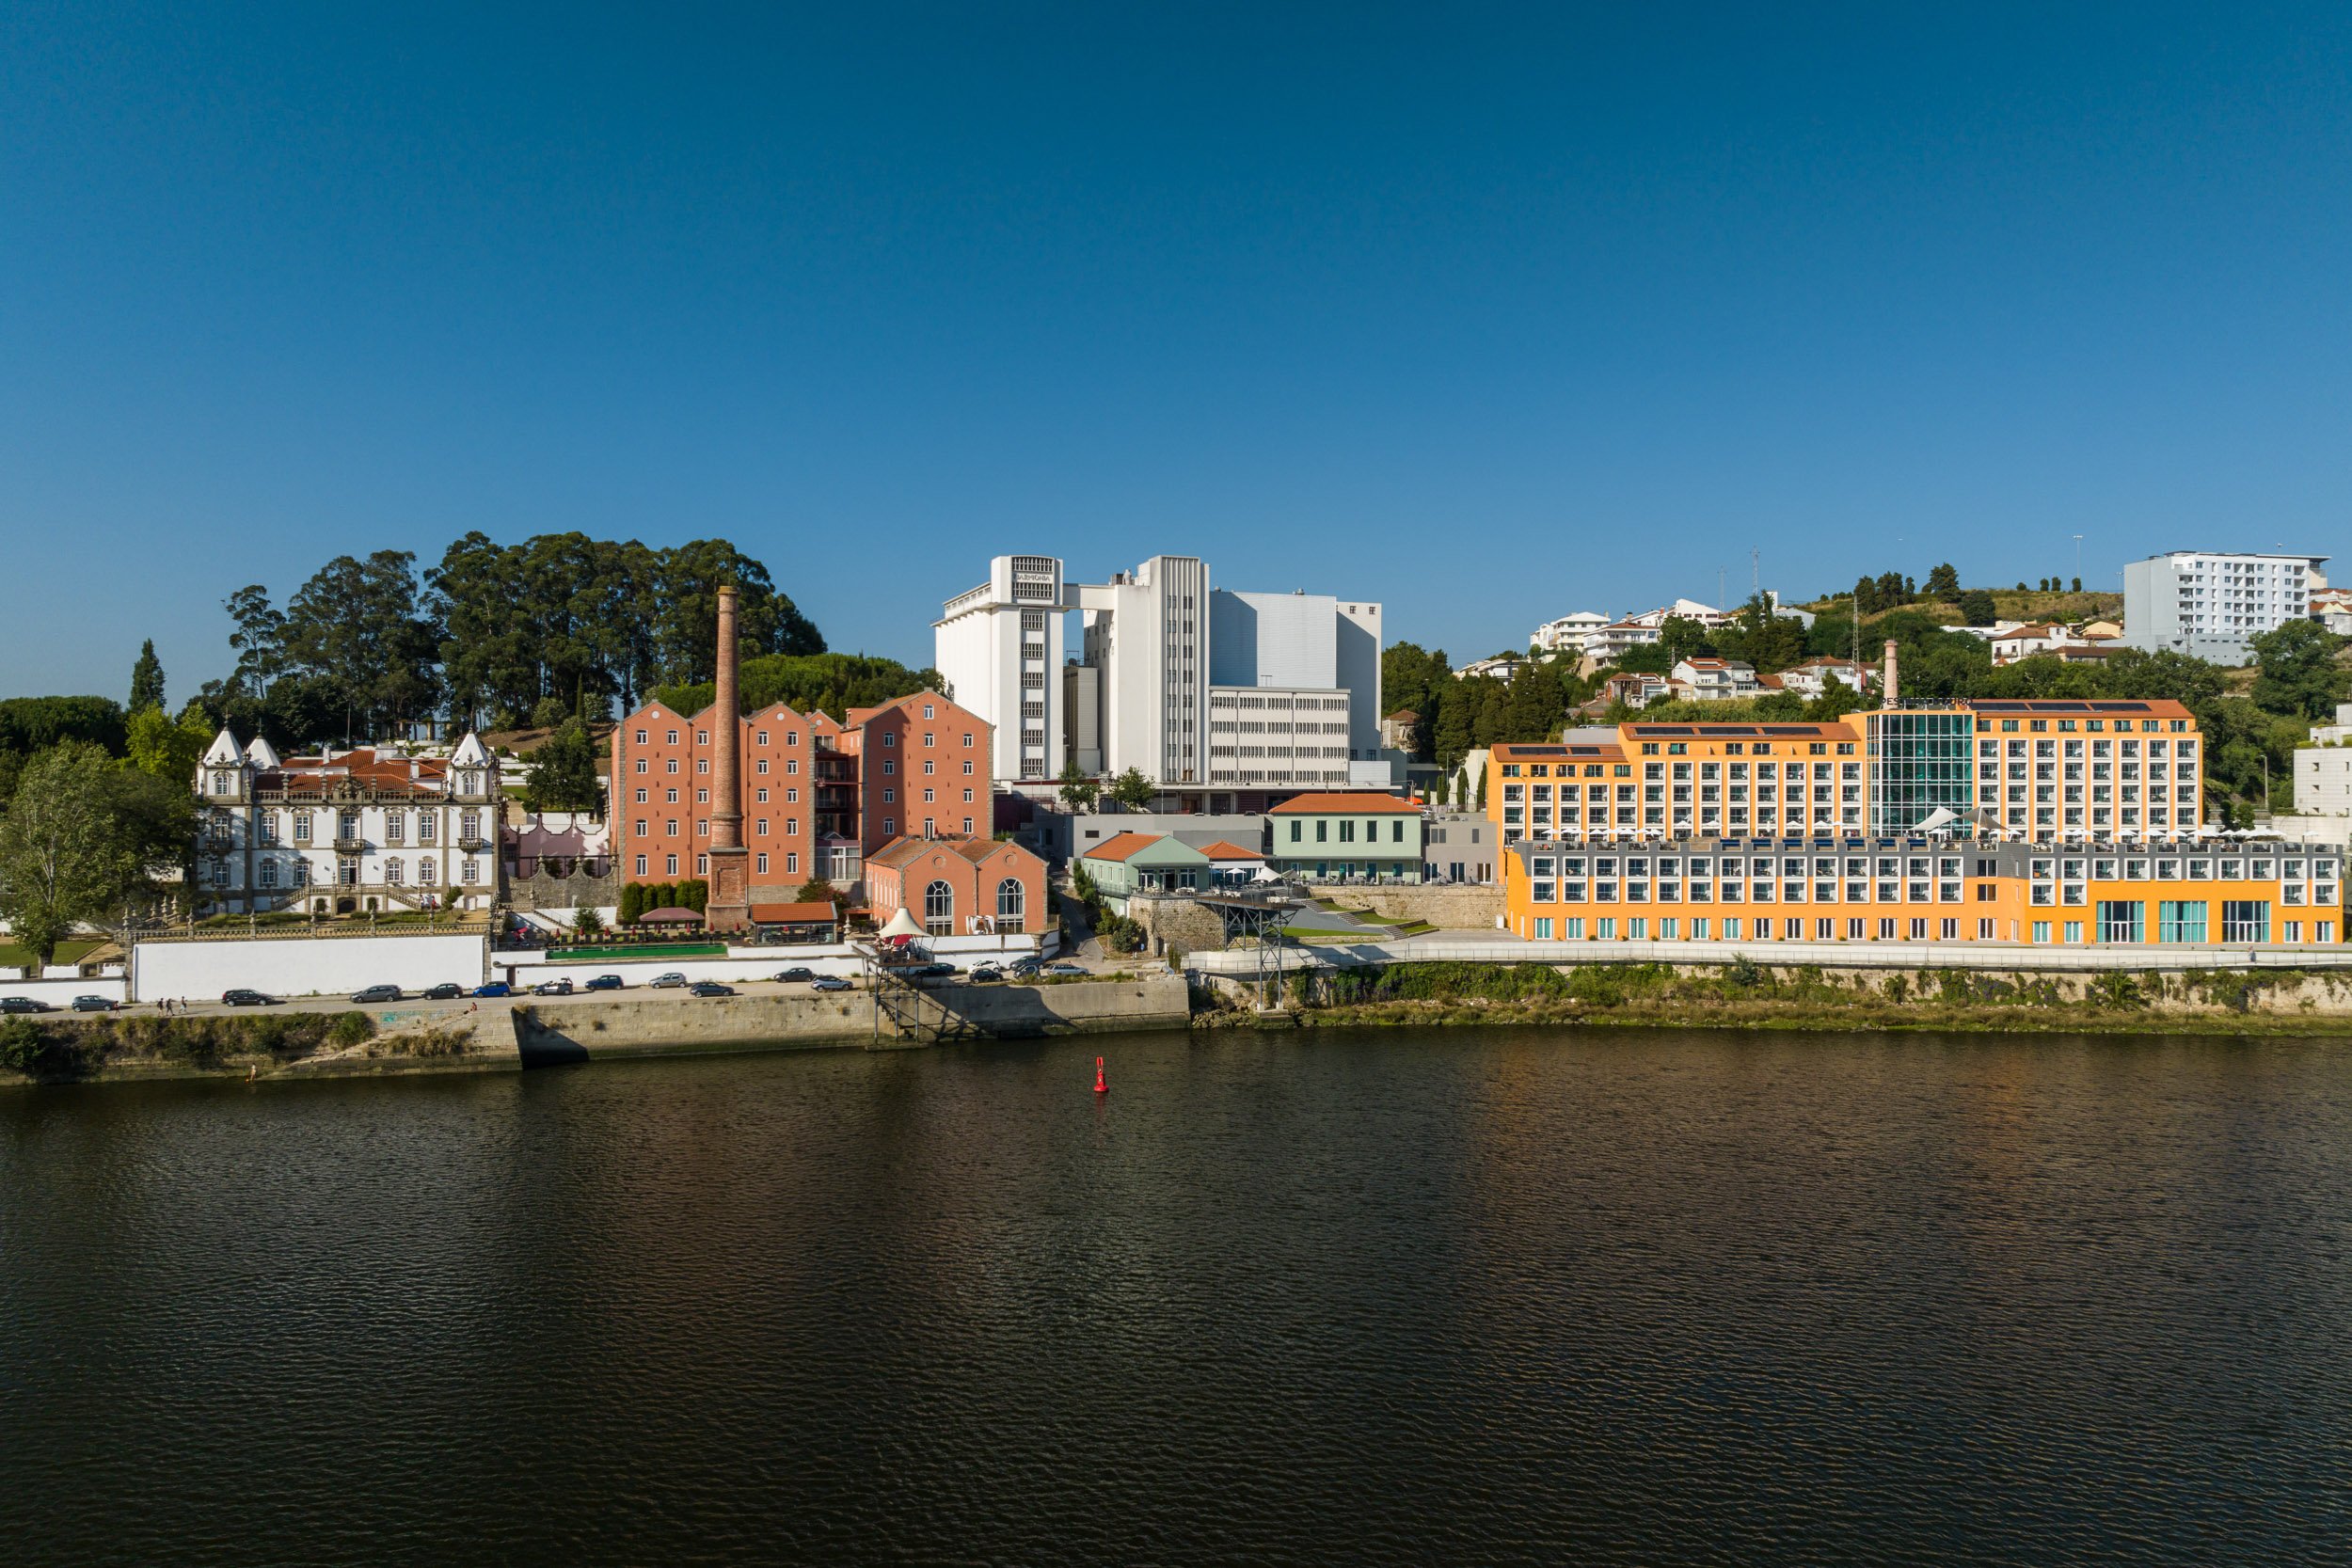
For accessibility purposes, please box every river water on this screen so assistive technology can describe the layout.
[5,1028,2351,1565]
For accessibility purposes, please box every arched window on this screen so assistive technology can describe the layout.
[924,879,954,935]
[995,878,1025,933]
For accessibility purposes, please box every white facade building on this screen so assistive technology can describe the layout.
[937,553,1383,796]
[932,554,1070,783]
[193,731,502,915]
[2122,551,2324,663]
[1532,611,1609,653]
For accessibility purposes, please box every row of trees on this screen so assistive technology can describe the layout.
[199,531,826,746]
[650,651,946,722]
[1851,563,2086,620]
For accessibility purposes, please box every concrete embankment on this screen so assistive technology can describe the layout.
[513,974,1191,1064]
[2,976,1192,1086]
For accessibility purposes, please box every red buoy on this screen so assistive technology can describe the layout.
[1093,1056,1108,1094]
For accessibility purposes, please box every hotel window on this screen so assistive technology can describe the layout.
[756,854,769,874]
[635,855,647,875]
[665,854,679,875]
[697,855,708,873]
[787,853,799,874]
[2096,900,2144,942]
[2221,901,2269,942]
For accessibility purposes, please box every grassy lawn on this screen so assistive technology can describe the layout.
[0,940,104,970]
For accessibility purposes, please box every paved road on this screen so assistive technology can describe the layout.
[102,963,1118,1020]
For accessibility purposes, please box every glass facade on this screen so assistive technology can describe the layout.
[2157,900,2207,942]
[1866,711,1976,834]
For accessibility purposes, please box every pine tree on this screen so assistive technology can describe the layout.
[128,641,166,714]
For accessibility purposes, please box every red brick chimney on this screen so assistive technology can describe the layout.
[705,584,752,932]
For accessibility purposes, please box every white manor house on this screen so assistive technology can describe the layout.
[192,730,502,916]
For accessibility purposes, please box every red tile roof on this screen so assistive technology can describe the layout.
[1079,831,1164,863]
[1197,839,1263,860]
[1267,792,1420,815]
[749,901,838,925]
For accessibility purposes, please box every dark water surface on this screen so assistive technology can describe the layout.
[6,1028,2352,1565]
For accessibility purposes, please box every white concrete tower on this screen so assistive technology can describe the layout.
[933,555,1069,784]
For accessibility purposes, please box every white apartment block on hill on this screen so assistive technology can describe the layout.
[2122,550,2324,664]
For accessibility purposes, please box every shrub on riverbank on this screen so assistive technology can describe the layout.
[0,1008,396,1081]
[1207,958,2352,1035]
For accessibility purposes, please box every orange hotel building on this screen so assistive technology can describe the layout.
[1490,699,2345,949]
[608,689,993,900]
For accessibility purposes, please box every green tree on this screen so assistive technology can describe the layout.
[128,641,166,714]
[1924,562,1962,601]
[125,705,213,783]
[1378,641,1453,761]
[1658,615,1713,663]
[2249,619,2342,719]
[1957,589,1998,626]
[0,697,129,765]
[223,584,288,697]
[279,550,442,740]
[2071,576,2083,593]
[1432,677,1477,773]
[1056,763,1100,813]
[794,876,845,911]
[1713,594,1807,673]
[1501,661,1564,741]
[572,904,607,940]
[523,721,604,813]
[0,742,191,968]
[678,878,708,913]
[653,652,942,722]
[618,881,645,924]
[1106,768,1155,811]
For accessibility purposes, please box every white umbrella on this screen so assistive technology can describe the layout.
[880,908,924,940]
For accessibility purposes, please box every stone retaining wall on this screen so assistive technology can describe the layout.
[512,974,1191,1063]
[1310,884,1502,930]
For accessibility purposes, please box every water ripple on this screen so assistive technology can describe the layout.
[5,1028,2351,1565]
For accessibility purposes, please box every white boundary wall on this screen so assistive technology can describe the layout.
[0,976,129,1006]
[131,933,488,1002]
[494,931,1053,990]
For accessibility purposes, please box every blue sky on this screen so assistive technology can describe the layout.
[6,3,2351,699]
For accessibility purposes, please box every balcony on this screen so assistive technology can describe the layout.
[458,834,493,851]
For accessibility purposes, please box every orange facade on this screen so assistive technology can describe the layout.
[1486,700,2339,949]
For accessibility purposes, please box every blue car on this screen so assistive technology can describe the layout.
[583,974,626,991]
[473,981,514,998]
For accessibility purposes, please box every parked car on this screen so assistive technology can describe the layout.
[688,980,735,997]
[421,983,467,1001]
[583,974,626,991]
[811,976,853,993]
[1007,958,1043,978]
[649,973,690,989]
[968,964,1004,983]
[472,982,514,998]
[906,962,958,980]
[351,985,404,1004]
[1042,962,1088,977]
[1,996,55,1014]
[222,989,277,1006]
[532,978,574,996]
[71,995,118,1012]
[772,967,815,984]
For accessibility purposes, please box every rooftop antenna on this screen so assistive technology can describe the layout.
[1752,547,1761,606]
